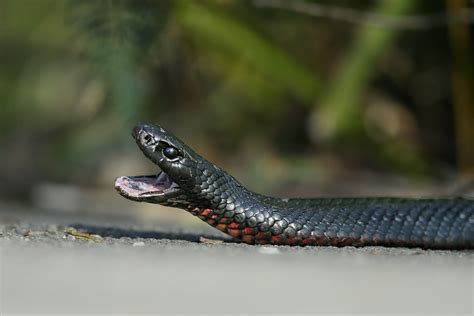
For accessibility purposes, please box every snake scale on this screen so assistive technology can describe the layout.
[115,123,474,249]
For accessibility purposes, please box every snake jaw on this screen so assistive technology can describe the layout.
[114,171,181,202]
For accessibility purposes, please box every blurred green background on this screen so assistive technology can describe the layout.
[0,0,473,216]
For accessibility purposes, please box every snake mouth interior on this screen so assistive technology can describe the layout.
[115,171,180,199]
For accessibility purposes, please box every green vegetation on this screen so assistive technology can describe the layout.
[0,0,472,199]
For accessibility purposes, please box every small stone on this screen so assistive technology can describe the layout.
[199,237,224,244]
[132,241,145,247]
[258,247,280,255]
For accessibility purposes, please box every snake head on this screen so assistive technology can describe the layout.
[115,123,218,208]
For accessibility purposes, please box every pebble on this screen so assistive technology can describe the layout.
[258,247,280,255]
[132,241,145,247]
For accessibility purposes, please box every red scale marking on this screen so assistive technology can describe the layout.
[228,222,243,229]
[316,237,328,246]
[200,209,212,217]
[242,228,256,235]
[227,229,241,238]
[216,223,227,231]
[301,238,312,246]
[206,219,216,225]
[191,208,249,238]
[219,217,232,224]
[191,207,369,247]
[271,235,281,243]
[255,232,271,241]
[241,235,255,244]
[338,237,348,246]
[287,237,301,246]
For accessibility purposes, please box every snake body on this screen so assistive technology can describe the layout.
[115,123,474,249]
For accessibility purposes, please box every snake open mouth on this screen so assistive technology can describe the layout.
[115,171,180,199]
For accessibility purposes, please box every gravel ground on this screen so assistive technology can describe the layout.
[0,206,473,315]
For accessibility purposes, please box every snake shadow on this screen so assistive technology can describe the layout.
[70,223,233,243]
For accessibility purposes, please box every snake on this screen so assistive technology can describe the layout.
[115,123,474,249]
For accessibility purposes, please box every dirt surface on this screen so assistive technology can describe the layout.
[0,206,473,315]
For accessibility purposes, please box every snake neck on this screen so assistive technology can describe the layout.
[184,162,285,243]
[184,160,257,210]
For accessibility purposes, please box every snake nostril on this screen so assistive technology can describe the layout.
[143,134,153,144]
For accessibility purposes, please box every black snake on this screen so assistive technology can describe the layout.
[115,123,474,249]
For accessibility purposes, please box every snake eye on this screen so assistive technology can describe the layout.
[163,146,179,159]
